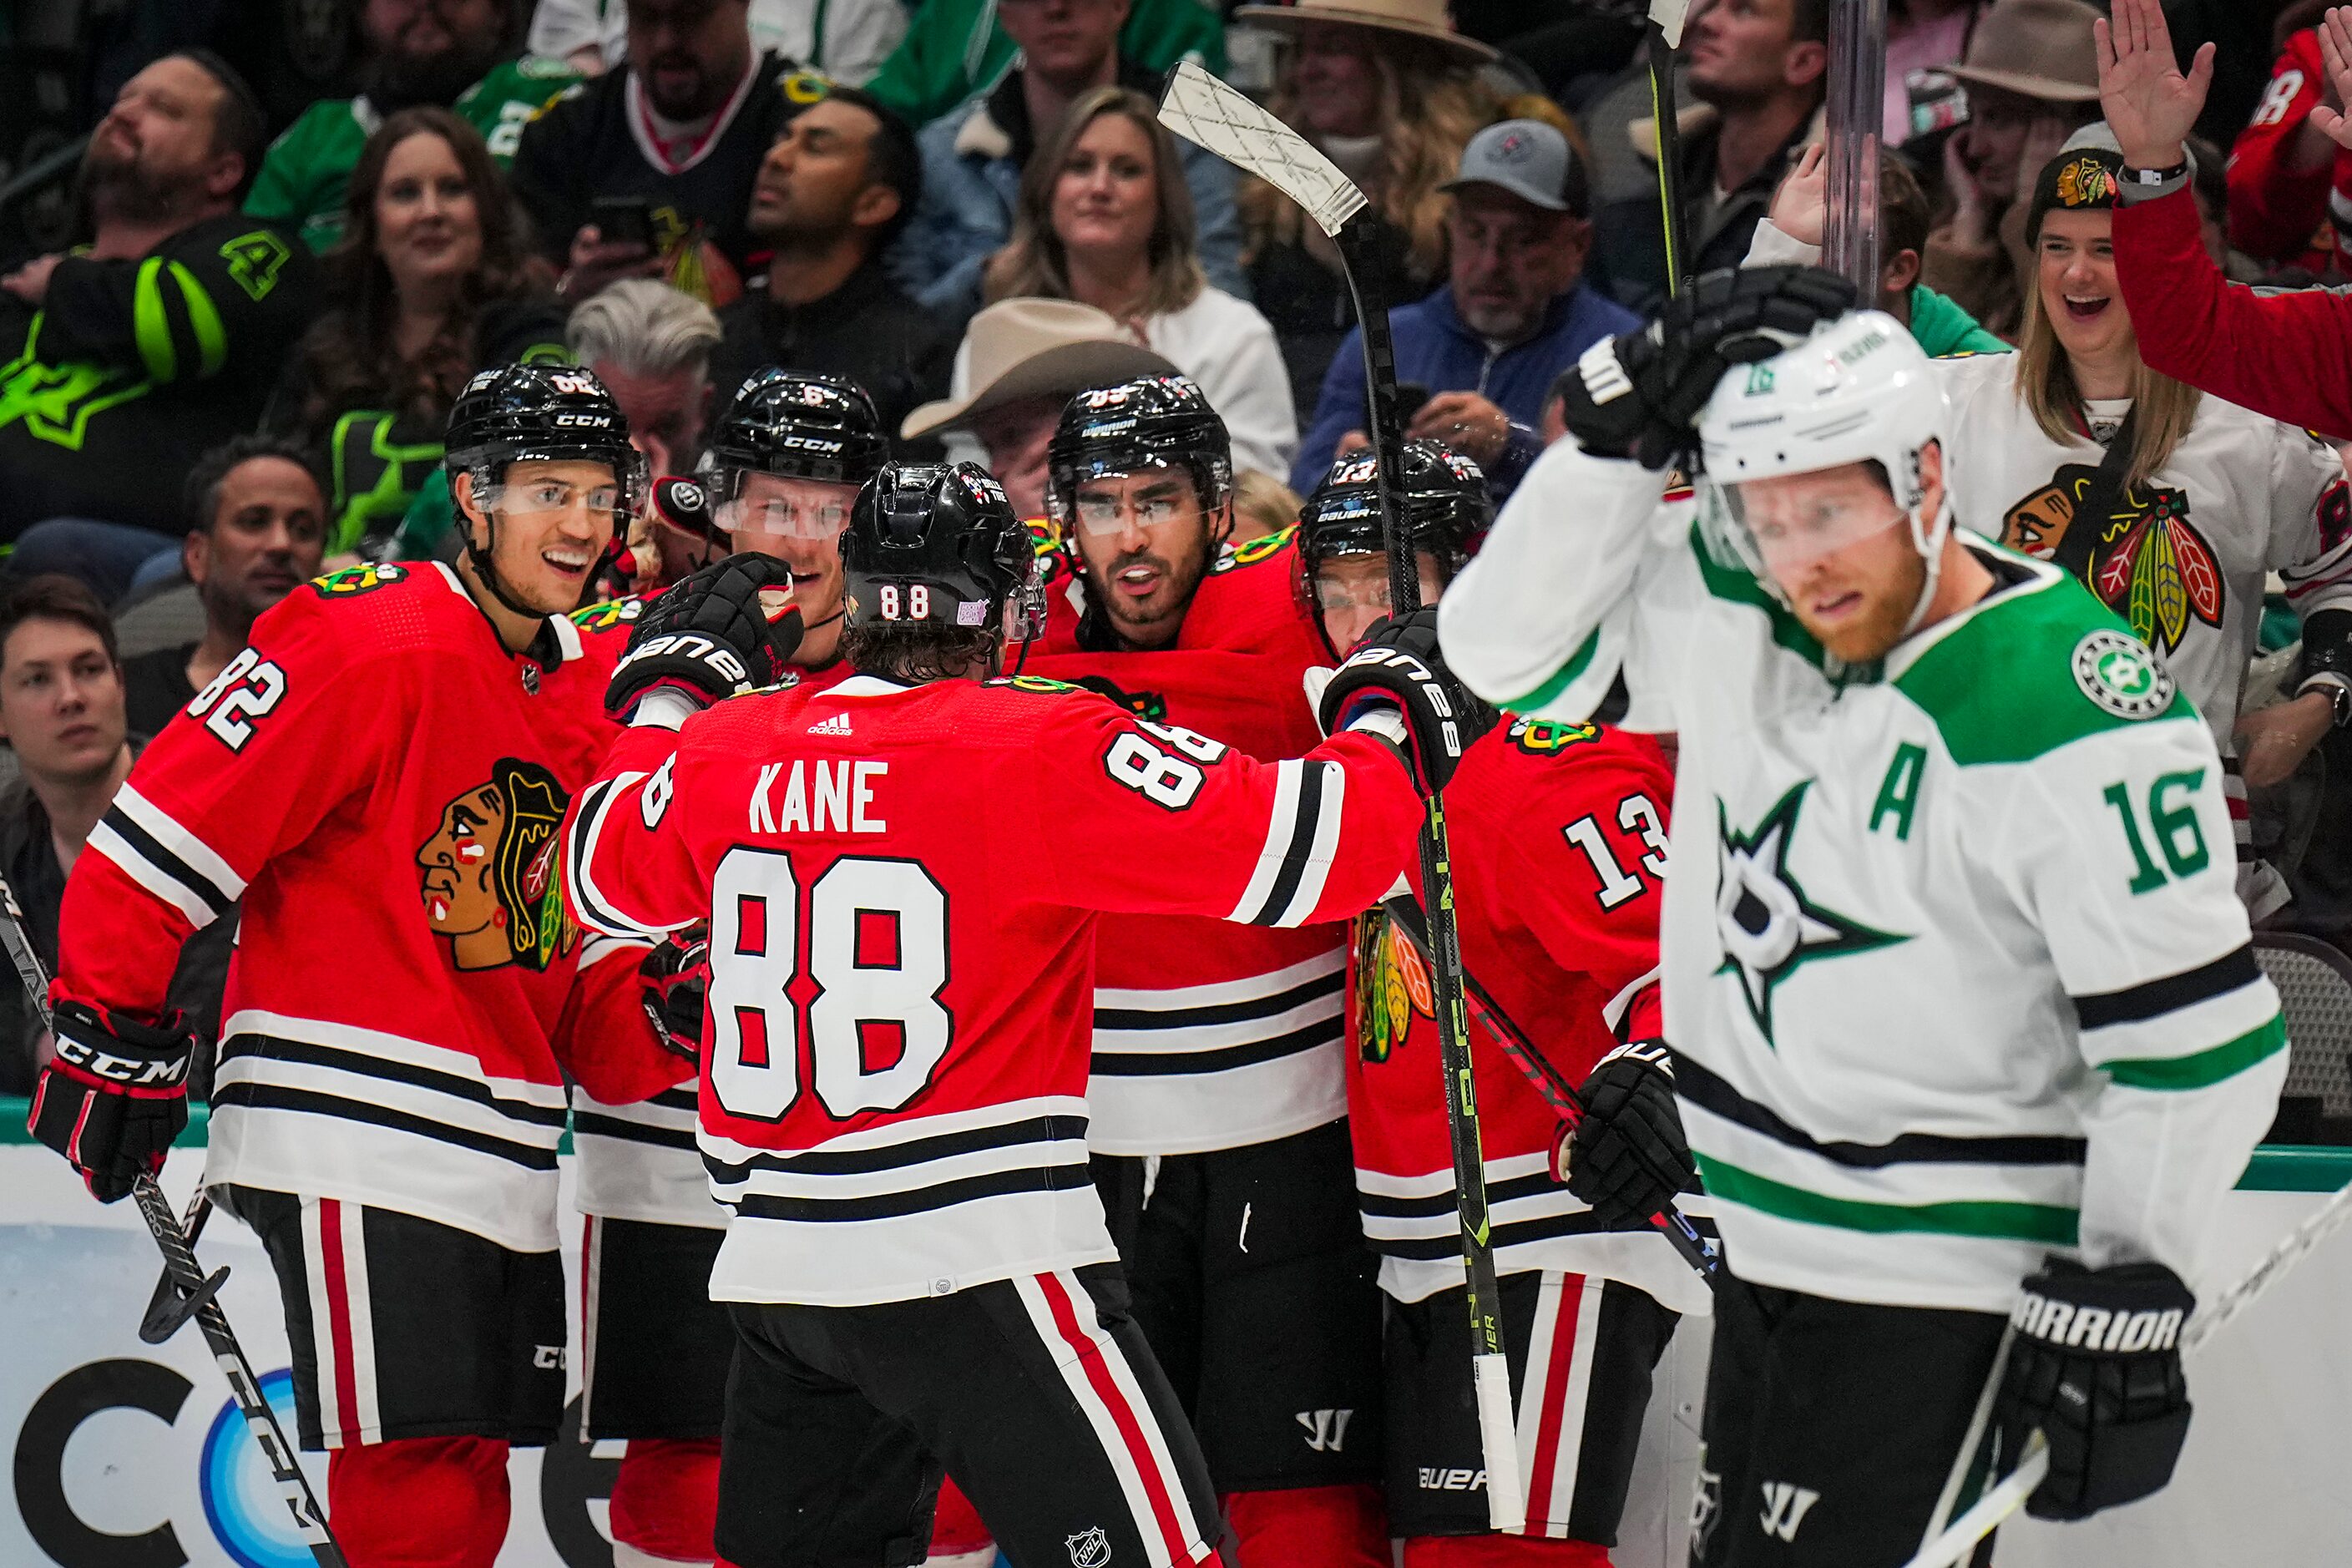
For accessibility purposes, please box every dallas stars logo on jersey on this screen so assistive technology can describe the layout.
[1715,781,1905,1044]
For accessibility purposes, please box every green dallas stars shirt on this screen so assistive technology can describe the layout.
[245,56,584,254]
[1436,441,2288,1315]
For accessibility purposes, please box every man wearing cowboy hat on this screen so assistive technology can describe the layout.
[903,297,1178,520]
[1591,0,1828,314]
[1920,0,2105,341]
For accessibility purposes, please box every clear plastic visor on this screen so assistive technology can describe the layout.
[1052,458,1199,538]
[1701,473,1909,574]
[711,471,859,540]
[476,476,621,518]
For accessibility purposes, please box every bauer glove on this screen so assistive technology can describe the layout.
[1314,608,1494,795]
[29,1001,197,1202]
[640,929,710,1065]
[607,554,802,721]
[1559,266,1857,470]
[1997,1257,2195,1520]
[1555,1039,1696,1230]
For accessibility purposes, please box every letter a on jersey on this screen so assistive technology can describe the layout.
[1714,781,1905,1045]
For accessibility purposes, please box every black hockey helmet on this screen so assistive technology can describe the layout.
[1297,440,1490,581]
[446,361,642,497]
[707,368,890,487]
[1045,374,1233,533]
[842,462,1045,638]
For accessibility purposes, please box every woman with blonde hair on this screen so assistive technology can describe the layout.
[1763,132,2352,915]
[1232,0,1503,414]
[983,85,1297,479]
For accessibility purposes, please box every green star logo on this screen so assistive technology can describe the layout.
[1715,781,1905,1044]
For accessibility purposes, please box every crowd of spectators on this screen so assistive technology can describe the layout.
[17,0,2352,1085]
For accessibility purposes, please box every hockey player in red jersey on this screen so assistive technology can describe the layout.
[1015,376,1391,1567]
[1301,448,1708,1566]
[570,368,893,1568]
[563,460,1479,1568]
[28,363,676,1568]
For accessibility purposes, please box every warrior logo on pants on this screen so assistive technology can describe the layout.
[417,757,575,971]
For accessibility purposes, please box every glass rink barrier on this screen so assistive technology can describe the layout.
[3,1103,2349,1565]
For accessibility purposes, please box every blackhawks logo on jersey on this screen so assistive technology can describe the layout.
[311,561,407,597]
[570,596,642,632]
[2000,467,2222,655]
[1211,524,1297,574]
[1070,673,1168,722]
[417,758,576,973]
[1353,906,1434,1063]
[1508,718,1601,756]
[1715,781,1905,1045]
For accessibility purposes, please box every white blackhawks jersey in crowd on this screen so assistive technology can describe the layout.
[1935,350,2352,751]
[1438,443,2289,1313]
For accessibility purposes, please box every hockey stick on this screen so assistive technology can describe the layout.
[1158,60,1526,1533]
[1379,896,1722,1292]
[1646,0,1695,298]
[1899,1169,2352,1567]
[0,875,346,1566]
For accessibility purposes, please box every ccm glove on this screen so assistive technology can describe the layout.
[1997,1258,2195,1520]
[1560,266,1857,470]
[606,553,802,721]
[1555,1039,1695,1229]
[1315,608,1494,794]
[640,929,710,1065]
[28,1002,197,1202]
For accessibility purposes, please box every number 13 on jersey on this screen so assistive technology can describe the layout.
[706,845,954,1121]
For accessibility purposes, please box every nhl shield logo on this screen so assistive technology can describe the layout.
[1065,1526,1111,1567]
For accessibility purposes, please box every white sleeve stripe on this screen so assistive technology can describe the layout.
[1269,762,1347,928]
[581,933,654,968]
[112,784,245,902]
[1227,759,1305,924]
[564,773,655,938]
[88,821,220,928]
[1601,965,1662,1034]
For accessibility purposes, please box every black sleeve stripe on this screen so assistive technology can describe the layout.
[564,776,634,936]
[2071,944,2262,1030]
[99,805,235,917]
[1676,1055,2089,1169]
[1247,761,1332,927]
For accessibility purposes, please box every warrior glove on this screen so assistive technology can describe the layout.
[29,1002,197,1202]
[1998,1258,2195,1520]
[606,554,802,721]
[1315,608,1494,795]
[1560,266,1858,470]
[640,929,710,1065]
[1555,1039,1695,1230]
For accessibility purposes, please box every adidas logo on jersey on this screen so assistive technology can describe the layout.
[807,711,854,736]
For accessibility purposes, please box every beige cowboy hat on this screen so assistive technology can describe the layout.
[1232,0,1500,68]
[1945,0,2103,104]
[901,299,1178,440]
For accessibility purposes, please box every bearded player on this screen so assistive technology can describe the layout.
[1014,375,1391,1565]
[1442,271,2284,1563]
[562,460,1477,1568]
[28,363,676,1568]
[1299,443,1707,1566]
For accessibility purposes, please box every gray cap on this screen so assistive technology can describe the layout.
[1440,120,1588,217]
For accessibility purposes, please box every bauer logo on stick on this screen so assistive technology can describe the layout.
[2071,630,2174,720]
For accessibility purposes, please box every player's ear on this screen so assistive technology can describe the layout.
[453,469,493,544]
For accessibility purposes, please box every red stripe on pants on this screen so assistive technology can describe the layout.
[1034,1271,1195,1566]
[317,1198,362,1446]
[1521,1274,1586,1530]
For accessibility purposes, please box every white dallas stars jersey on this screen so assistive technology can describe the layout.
[1438,443,2288,1313]
[1935,351,2352,751]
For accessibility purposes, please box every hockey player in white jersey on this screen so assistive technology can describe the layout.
[1438,269,2289,1565]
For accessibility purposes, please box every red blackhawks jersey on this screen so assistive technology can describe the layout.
[1345,717,1710,1316]
[1029,525,1353,1154]
[561,669,1420,1306]
[57,562,667,1253]
[2228,29,2352,271]
[565,610,857,1232]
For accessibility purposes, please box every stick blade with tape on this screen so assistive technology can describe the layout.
[1156,62,1367,238]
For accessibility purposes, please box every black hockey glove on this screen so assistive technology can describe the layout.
[606,554,803,721]
[1554,1039,1696,1229]
[1997,1258,2195,1520]
[28,1001,197,1202]
[640,929,709,1065]
[1315,608,1495,796]
[1559,266,1857,470]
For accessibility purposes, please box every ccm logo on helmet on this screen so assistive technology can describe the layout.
[553,412,612,428]
[775,434,845,452]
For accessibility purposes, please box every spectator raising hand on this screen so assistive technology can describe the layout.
[2094,0,2218,170]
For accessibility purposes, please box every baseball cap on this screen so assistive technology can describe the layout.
[1439,120,1589,218]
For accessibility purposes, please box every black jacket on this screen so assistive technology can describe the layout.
[710,261,954,458]
[1591,111,1816,317]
